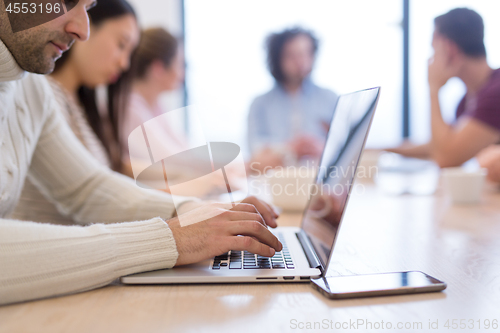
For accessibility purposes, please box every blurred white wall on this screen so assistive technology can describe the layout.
[128,0,183,35]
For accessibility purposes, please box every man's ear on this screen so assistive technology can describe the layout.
[446,40,465,67]
[439,39,453,64]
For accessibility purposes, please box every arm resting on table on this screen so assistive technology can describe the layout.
[0,218,177,305]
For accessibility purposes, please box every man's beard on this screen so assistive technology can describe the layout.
[8,28,74,74]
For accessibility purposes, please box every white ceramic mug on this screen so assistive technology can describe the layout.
[441,168,487,204]
[267,167,317,212]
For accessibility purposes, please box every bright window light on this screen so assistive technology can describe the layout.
[185,0,403,155]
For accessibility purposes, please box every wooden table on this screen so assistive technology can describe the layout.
[1,181,500,333]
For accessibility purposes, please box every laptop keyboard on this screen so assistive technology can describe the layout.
[212,233,295,270]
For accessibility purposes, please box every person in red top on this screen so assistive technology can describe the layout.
[388,8,500,167]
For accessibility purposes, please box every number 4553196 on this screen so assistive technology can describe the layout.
[444,319,498,330]
[6,2,62,14]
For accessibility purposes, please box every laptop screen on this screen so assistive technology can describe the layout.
[301,87,380,270]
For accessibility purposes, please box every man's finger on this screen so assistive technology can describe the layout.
[230,236,278,257]
[249,200,278,228]
[229,221,282,251]
[239,198,278,227]
[261,200,279,218]
[226,210,265,225]
[231,202,259,213]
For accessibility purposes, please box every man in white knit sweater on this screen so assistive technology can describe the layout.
[0,0,282,305]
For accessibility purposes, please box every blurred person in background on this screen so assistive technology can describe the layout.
[121,28,189,179]
[122,28,242,195]
[387,8,500,168]
[248,27,338,173]
[12,0,140,223]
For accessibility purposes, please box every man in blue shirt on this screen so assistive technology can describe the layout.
[248,27,338,172]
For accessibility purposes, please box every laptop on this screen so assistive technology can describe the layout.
[121,87,381,284]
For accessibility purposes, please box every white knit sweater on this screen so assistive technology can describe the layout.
[11,77,113,224]
[0,40,192,305]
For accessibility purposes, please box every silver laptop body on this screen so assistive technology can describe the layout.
[121,87,381,284]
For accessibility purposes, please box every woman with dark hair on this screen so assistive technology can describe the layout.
[52,0,139,171]
[12,0,140,223]
[247,27,338,172]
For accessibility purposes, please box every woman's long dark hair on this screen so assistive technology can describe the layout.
[53,0,136,171]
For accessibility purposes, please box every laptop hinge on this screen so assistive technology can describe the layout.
[296,230,322,270]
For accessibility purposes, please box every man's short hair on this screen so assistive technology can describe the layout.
[434,8,486,58]
[266,27,318,83]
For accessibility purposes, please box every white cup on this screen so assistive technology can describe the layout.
[441,168,487,204]
[267,167,316,212]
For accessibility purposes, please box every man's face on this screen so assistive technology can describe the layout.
[0,0,96,74]
[431,29,464,78]
[280,34,315,85]
[431,30,446,58]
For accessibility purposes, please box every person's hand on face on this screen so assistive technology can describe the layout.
[428,36,459,92]
[289,135,323,159]
[168,196,282,266]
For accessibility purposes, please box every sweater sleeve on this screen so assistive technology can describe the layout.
[0,217,178,305]
[27,97,195,224]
